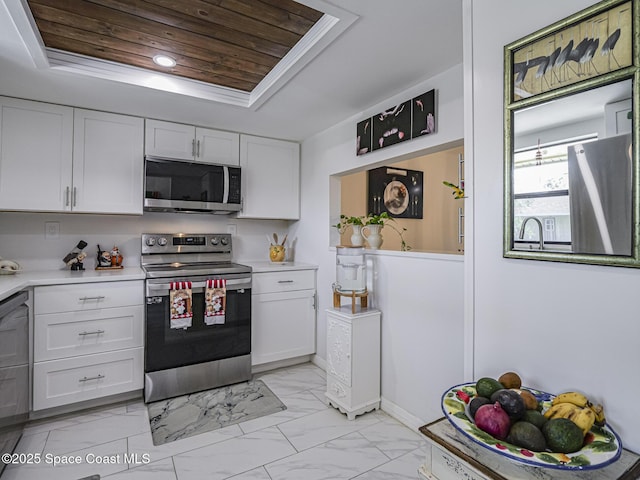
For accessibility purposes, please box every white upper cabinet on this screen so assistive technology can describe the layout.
[237,134,300,220]
[0,97,73,211]
[145,119,239,165]
[0,97,144,214]
[73,109,144,214]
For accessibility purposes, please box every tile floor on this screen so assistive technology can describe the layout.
[3,363,427,480]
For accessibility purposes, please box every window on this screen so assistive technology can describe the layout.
[513,136,597,246]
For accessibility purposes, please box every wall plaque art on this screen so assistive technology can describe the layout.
[356,89,436,156]
[367,166,423,219]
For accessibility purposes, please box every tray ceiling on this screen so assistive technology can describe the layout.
[13,0,351,108]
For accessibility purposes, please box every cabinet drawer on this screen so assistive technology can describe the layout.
[35,281,143,313]
[252,270,315,294]
[34,305,144,362]
[33,347,143,411]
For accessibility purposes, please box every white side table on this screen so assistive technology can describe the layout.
[325,307,380,420]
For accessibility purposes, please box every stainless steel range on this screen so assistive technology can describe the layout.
[141,233,252,403]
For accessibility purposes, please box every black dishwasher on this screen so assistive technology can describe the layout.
[0,291,29,475]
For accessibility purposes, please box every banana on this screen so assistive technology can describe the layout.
[589,403,607,426]
[544,402,581,420]
[551,391,589,408]
[567,406,596,436]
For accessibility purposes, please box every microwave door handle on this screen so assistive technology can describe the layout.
[223,166,229,204]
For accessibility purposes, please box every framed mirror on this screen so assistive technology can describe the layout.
[504,0,640,267]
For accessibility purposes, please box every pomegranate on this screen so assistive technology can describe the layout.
[474,402,511,440]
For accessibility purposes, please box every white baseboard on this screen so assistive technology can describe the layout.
[380,396,426,432]
[251,355,313,374]
[311,354,326,371]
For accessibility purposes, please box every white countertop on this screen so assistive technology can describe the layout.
[243,261,318,273]
[0,267,145,300]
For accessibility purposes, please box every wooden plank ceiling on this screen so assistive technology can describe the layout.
[26,0,324,92]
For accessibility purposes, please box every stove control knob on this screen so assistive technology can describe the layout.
[157,237,168,247]
[220,237,229,246]
[146,237,156,247]
[210,237,219,246]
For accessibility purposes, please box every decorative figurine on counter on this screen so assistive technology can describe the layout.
[63,240,88,271]
[111,246,123,267]
[97,245,111,267]
[95,244,123,269]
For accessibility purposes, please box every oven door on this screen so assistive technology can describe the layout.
[144,273,251,373]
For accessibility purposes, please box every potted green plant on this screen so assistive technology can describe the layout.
[334,215,366,246]
[335,213,411,251]
[363,212,411,251]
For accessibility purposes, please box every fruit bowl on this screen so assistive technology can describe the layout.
[442,383,622,470]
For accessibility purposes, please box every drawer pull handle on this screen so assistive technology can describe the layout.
[79,374,104,382]
[277,280,294,284]
[79,296,105,301]
[78,330,105,336]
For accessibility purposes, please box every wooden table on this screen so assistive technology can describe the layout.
[418,418,640,480]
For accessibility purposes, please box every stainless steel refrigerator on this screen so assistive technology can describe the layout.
[567,133,632,255]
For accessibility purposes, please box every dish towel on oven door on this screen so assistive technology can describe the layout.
[205,279,226,325]
[170,281,193,329]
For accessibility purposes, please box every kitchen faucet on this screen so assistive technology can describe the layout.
[519,217,544,250]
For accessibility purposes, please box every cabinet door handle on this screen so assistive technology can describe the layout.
[73,187,77,207]
[277,280,294,284]
[78,296,106,301]
[79,374,104,382]
[192,139,196,157]
[196,140,201,157]
[65,186,70,207]
[78,330,105,336]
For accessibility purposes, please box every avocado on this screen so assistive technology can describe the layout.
[522,409,547,429]
[469,396,492,420]
[507,421,547,452]
[490,389,526,420]
[542,418,584,453]
[475,377,503,399]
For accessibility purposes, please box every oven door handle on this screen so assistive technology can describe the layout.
[146,277,251,296]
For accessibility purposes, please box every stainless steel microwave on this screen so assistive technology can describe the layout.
[144,156,242,214]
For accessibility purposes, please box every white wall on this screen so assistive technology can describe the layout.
[294,64,465,427]
[0,211,289,269]
[467,0,640,453]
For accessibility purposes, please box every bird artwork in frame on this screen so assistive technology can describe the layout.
[509,0,633,101]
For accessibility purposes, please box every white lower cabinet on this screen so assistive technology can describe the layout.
[33,348,143,411]
[33,281,144,411]
[251,268,316,366]
[325,308,380,420]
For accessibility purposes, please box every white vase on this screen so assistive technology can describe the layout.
[362,224,383,250]
[350,225,364,247]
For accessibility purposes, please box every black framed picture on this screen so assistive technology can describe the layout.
[412,89,436,138]
[372,100,411,151]
[367,166,423,219]
[356,118,372,155]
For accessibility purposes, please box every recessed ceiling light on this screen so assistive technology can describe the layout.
[153,55,176,68]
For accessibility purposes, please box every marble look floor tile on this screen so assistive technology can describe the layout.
[265,431,389,480]
[256,365,326,397]
[13,431,48,456]
[2,438,128,480]
[357,420,425,459]
[127,424,243,465]
[44,410,150,455]
[353,448,425,479]
[172,426,296,480]
[102,457,177,480]
[23,403,128,437]
[310,387,326,403]
[226,466,272,479]
[277,407,380,452]
[238,390,328,434]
